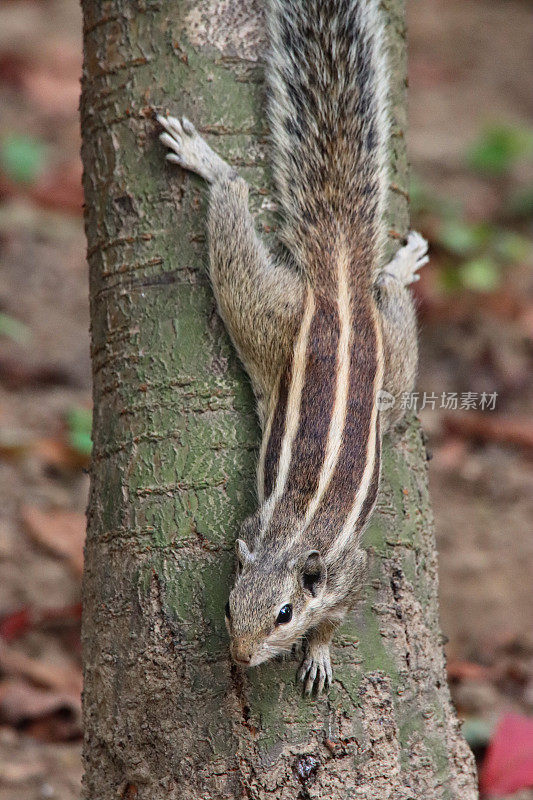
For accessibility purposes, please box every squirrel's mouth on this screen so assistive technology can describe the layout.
[232,648,269,669]
[229,640,254,667]
[231,640,291,668]
[233,655,251,666]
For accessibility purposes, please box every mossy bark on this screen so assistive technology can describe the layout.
[80,0,478,798]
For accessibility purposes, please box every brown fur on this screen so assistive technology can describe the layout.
[157,0,428,694]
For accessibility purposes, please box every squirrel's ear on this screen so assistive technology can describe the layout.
[236,538,253,565]
[299,550,326,597]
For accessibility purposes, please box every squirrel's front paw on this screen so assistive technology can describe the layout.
[157,114,229,183]
[297,643,333,696]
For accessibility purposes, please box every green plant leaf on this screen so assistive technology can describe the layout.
[410,176,462,219]
[438,263,463,293]
[466,124,533,177]
[70,430,93,457]
[507,185,533,218]
[0,312,31,343]
[438,220,490,256]
[0,135,47,184]
[461,717,493,749]
[459,257,501,292]
[66,406,93,456]
[493,230,531,263]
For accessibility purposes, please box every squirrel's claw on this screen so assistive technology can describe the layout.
[298,644,333,696]
[156,112,232,184]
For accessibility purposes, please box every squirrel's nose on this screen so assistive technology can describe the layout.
[231,643,253,665]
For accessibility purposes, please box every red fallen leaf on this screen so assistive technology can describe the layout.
[34,436,90,471]
[31,160,84,213]
[479,713,533,797]
[408,56,457,89]
[413,267,532,329]
[0,608,32,642]
[0,55,79,116]
[0,603,82,643]
[520,304,533,341]
[25,714,81,742]
[21,506,85,576]
[39,602,82,628]
[0,53,26,86]
[447,659,490,682]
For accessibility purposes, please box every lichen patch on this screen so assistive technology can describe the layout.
[185,0,265,61]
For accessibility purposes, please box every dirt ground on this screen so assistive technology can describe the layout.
[0,0,532,797]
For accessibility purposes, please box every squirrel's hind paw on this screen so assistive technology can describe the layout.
[380,231,429,287]
[297,643,333,696]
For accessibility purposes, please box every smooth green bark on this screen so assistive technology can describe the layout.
[81,0,478,797]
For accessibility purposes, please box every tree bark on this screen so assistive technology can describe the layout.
[80,1,478,798]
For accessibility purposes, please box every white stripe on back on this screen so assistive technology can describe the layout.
[257,376,280,503]
[259,289,315,535]
[327,311,384,561]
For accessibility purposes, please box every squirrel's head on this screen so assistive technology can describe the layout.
[225,538,327,667]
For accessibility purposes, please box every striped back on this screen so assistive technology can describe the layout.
[257,0,390,559]
[257,248,383,563]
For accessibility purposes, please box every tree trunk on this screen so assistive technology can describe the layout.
[80,1,478,798]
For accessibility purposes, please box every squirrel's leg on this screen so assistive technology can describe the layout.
[158,115,304,405]
[375,232,429,431]
[298,620,338,696]
[207,178,304,407]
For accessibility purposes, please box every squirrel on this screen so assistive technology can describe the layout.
[157,0,428,695]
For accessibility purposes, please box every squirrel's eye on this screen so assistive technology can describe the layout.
[276,604,292,625]
[225,601,231,620]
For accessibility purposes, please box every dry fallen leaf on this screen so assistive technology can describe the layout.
[0,357,74,390]
[34,436,90,471]
[444,412,533,452]
[0,679,81,741]
[447,658,490,682]
[0,678,80,725]
[32,160,84,213]
[21,506,85,576]
[21,68,80,116]
[0,758,46,786]
[0,640,82,695]
[431,437,468,472]
[0,160,83,215]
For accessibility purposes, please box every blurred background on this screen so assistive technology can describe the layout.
[0,0,531,797]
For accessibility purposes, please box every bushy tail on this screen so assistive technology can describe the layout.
[267,0,389,286]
